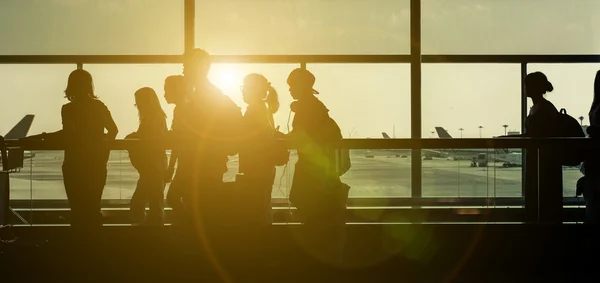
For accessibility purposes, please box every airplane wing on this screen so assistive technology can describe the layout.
[4,115,35,140]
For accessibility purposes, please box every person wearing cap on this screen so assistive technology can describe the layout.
[182,48,243,226]
[285,68,347,265]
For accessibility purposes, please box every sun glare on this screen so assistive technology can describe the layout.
[209,65,243,93]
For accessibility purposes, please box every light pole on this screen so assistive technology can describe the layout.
[503,124,508,135]
[459,128,464,138]
[579,116,585,126]
[478,126,483,138]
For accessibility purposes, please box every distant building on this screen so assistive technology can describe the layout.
[507,131,520,136]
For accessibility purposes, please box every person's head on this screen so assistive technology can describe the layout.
[287,68,319,100]
[183,48,211,84]
[242,73,279,114]
[164,75,190,105]
[134,87,166,122]
[65,69,96,101]
[525,72,553,98]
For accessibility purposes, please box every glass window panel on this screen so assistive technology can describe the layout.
[308,63,411,139]
[526,63,593,197]
[195,0,410,55]
[0,0,184,55]
[423,0,600,54]
[422,64,522,197]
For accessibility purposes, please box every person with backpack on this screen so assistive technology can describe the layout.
[238,73,288,226]
[183,48,243,226]
[285,68,350,266]
[523,72,565,223]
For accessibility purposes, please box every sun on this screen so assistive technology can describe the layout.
[209,64,243,94]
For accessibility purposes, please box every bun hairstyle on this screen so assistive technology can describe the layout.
[243,73,280,114]
[525,71,553,95]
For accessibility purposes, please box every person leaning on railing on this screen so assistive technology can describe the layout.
[23,69,118,227]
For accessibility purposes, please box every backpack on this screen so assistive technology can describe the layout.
[270,129,289,166]
[554,108,586,166]
[326,117,351,176]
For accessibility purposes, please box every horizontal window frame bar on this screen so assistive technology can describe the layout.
[7,137,598,150]
[4,54,600,64]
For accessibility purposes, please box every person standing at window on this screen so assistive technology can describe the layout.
[127,87,168,226]
[238,73,280,225]
[27,69,118,227]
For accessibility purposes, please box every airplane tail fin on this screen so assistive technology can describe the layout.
[382,132,391,139]
[434,127,453,139]
[4,115,35,140]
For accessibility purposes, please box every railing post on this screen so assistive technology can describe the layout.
[524,147,539,223]
[410,0,422,198]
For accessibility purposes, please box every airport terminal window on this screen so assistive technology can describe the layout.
[0,64,71,201]
[421,63,522,197]
[422,0,600,54]
[195,0,410,55]
[527,63,596,197]
[0,0,184,55]
[307,63,411,197]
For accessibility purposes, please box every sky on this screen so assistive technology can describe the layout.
[1,0,600,139]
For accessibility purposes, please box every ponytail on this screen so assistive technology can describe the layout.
[265,83,280,114]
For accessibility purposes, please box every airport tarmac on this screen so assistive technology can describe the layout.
[7,150,582,202]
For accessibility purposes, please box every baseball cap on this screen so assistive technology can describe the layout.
[287,68,319,94]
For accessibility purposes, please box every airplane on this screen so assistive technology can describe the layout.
[433,127,522,167]
[379,128,522,167]
[380,131,450,159]
[0,115,36,161]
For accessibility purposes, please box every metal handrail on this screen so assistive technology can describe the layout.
[5,137,599,150]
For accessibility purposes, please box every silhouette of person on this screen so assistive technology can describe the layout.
[524,71,563,223]
[163,75,193,223]
[26,69,118,227]
[182,48,243,226]
[286,68,348,265]
[582,70,600,223]
[126,87,168,226]
[238,74,280,225]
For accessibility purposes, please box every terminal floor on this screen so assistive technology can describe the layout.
[1,224,599,282]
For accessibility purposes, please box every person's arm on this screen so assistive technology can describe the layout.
[102,104,118,140]
[27,106,68,141]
